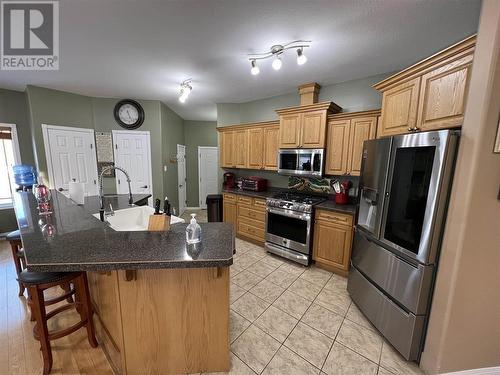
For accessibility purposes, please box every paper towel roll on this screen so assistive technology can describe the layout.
[69,181,85,205]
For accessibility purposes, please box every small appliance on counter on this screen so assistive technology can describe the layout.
[223,172,235,189]
[332,179,350,205]
[242,177,268,192]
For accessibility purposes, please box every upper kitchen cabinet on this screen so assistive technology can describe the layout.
[218,121,280,170]
[325,110,379,176]
[276,102,341,149]
[374,35,475,138]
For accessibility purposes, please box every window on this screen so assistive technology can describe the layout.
[0,124,21,209]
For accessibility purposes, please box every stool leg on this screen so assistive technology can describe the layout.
[10,242,25,297]
[29,285,53,375]
[75,273,98,348]
[61,283,74,304]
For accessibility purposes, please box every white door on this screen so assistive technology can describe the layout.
[198,147,219,209]
[42,125,99,195]
[177,144,187,215]
[112,131,152,198]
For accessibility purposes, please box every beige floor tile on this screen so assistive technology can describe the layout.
[261,253,285,268]
[266,268,298,288]
[279,261,308,277]
[324,274,348,291]
[232,270,263,290]
[288,278,323,301]
[204,352,256,374]
[262,346,320,375]
[377,367,394,375]
[379,342,424,375]
[315,287,352,316]
[247,260,276,278]
[322,342,378,375]
[250,279,285,303]
[231,292,270,322]
[231,325,280,374]
[254,305,298,343]
[336,319,383,364]
[301,303,343,339]
[234,253,262,269]
[345,303,376,331]
[284,322,333,368]
[230,282,246,304]
[273,290,312,319]
[230,310,251,343]
[299,267,332,287]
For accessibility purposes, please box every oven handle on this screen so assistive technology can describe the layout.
[266,207,311,221]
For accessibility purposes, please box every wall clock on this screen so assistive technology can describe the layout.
[114,99,145,129]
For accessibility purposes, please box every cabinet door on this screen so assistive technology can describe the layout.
[263,126,280,170]
[247,127,264,169]
[347,116,377,176]
[300,110,327,148]
[325,120,350,175]
[233,130,248,168]
[279,114,301,148]
[416,53,473,131]
[313,221,353,274]
[223,201,237,227]
[378,77,421,137]
[220,131,235,168]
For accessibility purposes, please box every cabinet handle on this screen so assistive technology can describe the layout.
[124,270,137,281]
[408,127,413,132]
[413,127,420,131]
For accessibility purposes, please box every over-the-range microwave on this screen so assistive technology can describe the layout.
[278,149,324,178]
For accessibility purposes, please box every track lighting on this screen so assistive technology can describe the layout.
[248,40,310,75]
[297,48,307,65]
[179,79,192,103]
[250,60,260,75]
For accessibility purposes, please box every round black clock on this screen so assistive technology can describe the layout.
[114,99,145,129]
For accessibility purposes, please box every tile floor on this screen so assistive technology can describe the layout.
[204,237,425,375]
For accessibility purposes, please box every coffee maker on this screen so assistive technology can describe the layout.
[223,172,235,189]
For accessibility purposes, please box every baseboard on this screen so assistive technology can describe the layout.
[441,367,500,375]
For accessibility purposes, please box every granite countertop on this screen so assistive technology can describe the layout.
[316,199,357,215]
[13,191,234,272]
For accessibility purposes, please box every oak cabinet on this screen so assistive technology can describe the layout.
[222,193,237,227]
[222,193,266,244]
[218,121,279,171]
[325,111,378,176]
[375,35,475,137]
[312,209,354,276]
[276,102,341,149]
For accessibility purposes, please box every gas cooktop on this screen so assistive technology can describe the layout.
[267,191,326,213]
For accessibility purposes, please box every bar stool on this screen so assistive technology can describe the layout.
[7,230,26,296]
[18,271,98,375]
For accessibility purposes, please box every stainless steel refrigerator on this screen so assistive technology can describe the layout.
[347,129,460,361]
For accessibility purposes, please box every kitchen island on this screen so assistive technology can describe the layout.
[13,191,233,374]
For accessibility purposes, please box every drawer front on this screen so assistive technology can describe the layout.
[238,215,265,230]
[253,198,267,210]
[238,206,266,222]
[223,193,236,202]
[237,195,253,206]
[316,209,353,226]
[238,221,265,241]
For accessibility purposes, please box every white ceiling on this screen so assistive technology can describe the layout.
[0,0,481,121]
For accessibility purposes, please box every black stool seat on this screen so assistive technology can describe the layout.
[7,230,21,241]
[18,270,79,285]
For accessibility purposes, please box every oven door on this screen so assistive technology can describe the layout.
[380,130,459,265]
[266,207,311,254]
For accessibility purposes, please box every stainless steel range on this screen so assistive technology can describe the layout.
[265,192,325,265]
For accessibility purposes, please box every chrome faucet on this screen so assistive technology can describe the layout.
[98,166,133,222]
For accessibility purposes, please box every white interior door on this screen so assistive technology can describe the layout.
[42,125,98,195]
[112,131,152,198]
[177,144,186,215]
[198,147,219,209]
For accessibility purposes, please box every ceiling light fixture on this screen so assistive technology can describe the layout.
[250,59,260,75]
[248,40,311,74]
[179,79,192,103]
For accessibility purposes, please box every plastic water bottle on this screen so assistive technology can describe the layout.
[186,213,201,244]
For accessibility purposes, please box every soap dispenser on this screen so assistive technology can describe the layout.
[186,213,201,244]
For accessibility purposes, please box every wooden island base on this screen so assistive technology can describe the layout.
[88,267,230,375]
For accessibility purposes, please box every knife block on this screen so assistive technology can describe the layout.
[148,215,171,231]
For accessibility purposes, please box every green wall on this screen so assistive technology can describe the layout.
[0,88,35,233]
[184,120,218,206]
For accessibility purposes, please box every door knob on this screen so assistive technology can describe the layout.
[140,185,148,189]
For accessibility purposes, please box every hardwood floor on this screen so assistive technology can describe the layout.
[0,240,114,375]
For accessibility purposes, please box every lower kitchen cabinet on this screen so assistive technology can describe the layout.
[312,209,354,276]
[222,193,237,227]
[223,193,266,244]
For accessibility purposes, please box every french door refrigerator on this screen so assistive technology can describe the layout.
[347,129,459,361]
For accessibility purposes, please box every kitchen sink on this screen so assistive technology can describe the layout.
[92,205,185,231]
